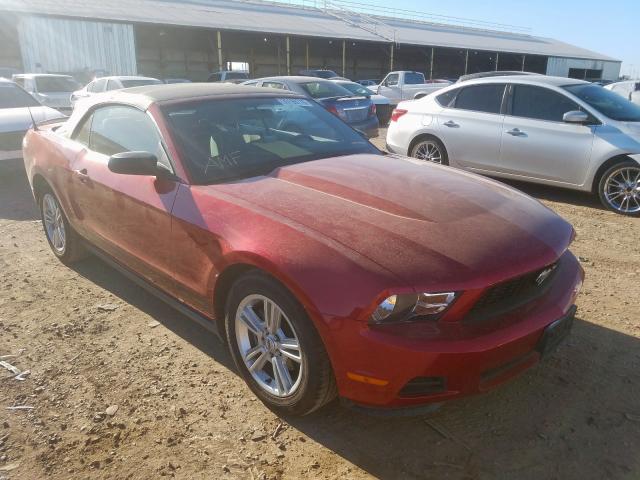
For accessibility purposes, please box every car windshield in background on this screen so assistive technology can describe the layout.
[404,72,426,85]
[313,71,337,79]
[35,77,80,93]
[224,72,249,80]
[564,84,640,122]
[120,79,162,88]
[162,97,379,184]
[340,83,371,97]
[300,81,351,99]
[0,83,40,108]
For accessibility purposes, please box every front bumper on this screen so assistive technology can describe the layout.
[322,251,584,410]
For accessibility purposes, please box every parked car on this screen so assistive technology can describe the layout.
[0,67,20,79]
[12,74,80,114]
[298,69,339,79]
[23,83,583,415]
[330,79,392,125]
[356,79,380,87]
[0,78,64,162]
[208,71,250,83]
[457,71,540,83]
[70,76,162,107]
[386,75,640,216]
[374,71,450,105]
[604,80,640,101]
[245,76,378,137]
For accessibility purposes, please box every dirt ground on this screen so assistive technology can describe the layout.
[1,131,639,480]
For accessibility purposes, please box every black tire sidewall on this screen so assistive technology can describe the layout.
[597,161,640,217]
[225,272,333,415]
[410,136,449,166]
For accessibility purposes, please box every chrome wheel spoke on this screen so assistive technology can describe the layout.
[278,338,301,363]
[248,350,270,373]
[240,305,266,337]
[272,356,293,395]
[244,344,265,363]
[263,299,281,334]
[604,167,640,213]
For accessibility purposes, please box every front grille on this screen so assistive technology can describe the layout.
[0,131,25,151]
[465,262,559,323]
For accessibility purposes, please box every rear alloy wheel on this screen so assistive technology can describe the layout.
[225,272,336,415]
[598,161,640,216]
[410,137,449,165]
[40,190,87,263]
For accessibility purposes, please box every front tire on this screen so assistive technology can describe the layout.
[40,189,87,263]
[410,135,449,165]
[597,161,640,216]
[225,272,336,416]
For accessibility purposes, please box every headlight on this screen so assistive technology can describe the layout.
[370,292,457,324]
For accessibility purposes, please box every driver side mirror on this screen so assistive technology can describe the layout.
[562,110,589,124]
[108,151,162,176]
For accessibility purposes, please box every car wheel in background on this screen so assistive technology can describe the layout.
[410,135,449,166]
[225,271,337,416]
[597,161,640,216]
[40,189,87,263]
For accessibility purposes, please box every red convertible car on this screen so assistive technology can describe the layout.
[23,84,584,415]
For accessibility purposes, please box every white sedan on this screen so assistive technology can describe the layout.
[386,75,640,216]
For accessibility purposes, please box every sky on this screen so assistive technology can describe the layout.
[323,0,638,78]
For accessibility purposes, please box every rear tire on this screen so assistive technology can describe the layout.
[409,135,449,166]
[597,160,640,216]
[225,271,337,416]
[39,188,87,263]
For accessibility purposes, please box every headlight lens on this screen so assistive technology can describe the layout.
[370,292,457,324]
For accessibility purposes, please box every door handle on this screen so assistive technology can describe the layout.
[506,128,527,137]
[74,168,89,182]
[443,120,459,128]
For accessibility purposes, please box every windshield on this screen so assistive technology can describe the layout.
[564,84,640,122]
[404,72,426,85]
[340,82,371,97]
[0,83,40,108]
[162,97,379,184]
[300,81,351,99]
[35,76,80,93]
[121,79,162,88]
[225,72,249,80]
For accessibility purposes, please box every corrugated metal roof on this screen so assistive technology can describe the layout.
[0,0,620,62]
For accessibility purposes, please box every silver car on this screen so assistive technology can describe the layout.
[12,74,80,114]
[386,75,640,216]
[70,76,162,107]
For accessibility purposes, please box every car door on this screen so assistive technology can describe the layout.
[436,83,506,170]
[70,104,180,291]
[497,84,596,185]
[377,73,401,103]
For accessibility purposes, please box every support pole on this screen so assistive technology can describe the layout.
[390,43,394,72]
[521,54,526,71]
[429,47,434,79]
[464,50,469,75]
[306,41,309,69]
[216,30,223,70]
[286,36,291,75]
[495,52,499,71]
[342,40,346,77]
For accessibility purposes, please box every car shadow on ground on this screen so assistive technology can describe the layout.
[499,178,604,211]
[286,317,640,480]
[0,161,39,221]
[70,255,237,373]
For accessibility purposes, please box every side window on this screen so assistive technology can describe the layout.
[384,74,399,87]
[511,85,581,122]
[89,106,171,169]
[72,113,93,146]
[262,82,287,90]
[436,89,459,107]
[106,80,120,91]
[455,84,506,114]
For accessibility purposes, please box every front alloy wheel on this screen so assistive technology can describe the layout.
[235,294,303,397]
[599,162,640,216]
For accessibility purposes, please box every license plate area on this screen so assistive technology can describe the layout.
[536,306,576,358]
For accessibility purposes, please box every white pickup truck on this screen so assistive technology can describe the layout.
[371,71,451,105]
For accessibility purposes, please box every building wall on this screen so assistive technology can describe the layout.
[546,56,621,80]
[18,16,137,75]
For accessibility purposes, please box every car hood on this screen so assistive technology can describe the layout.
[214,154,574,290]
[0,106,64,133]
